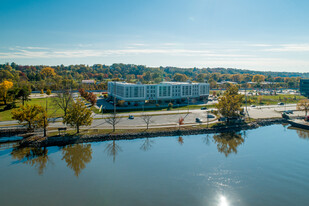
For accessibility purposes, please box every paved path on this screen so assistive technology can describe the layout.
[1,103,306,131]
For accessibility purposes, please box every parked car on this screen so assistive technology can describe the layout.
[218,117,227,122]
[207,114,215,118]
[278,102,284,105]
[282,113,290,119]
[128,115,134,119]
[251,105,256,107]
[195,118,203,123]
[200,107,207,110]
[285,110,293,114]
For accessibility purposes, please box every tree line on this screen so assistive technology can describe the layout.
[1,62,308,94]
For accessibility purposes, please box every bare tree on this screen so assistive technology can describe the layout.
[105,140,122,162]
[53,90,72,117]
[105,113,121,132]
[141,113,153,129]
[140,138,154,151]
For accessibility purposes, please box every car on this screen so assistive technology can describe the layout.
[278,102,284,105]
[251,105,256,107]
[208,99,213,102]
[128,115,134,119]
[195,118,203,123]
[218,117,227,122]
[285,110,293,114]
[200,107,207,110]
[207,114,215,118]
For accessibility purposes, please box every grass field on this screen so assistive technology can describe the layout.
[0,97,64,121]
[245,94,306,105]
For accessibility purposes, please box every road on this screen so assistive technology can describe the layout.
[0,103,305,130]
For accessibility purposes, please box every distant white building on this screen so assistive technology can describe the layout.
[82,80,96,84]
[108,81,210,105]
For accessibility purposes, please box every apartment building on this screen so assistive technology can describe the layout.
[108,81,209,105]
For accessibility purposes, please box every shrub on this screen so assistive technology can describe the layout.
[167,102,173,110]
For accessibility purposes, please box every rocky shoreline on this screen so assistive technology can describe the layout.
[18,118,287,148]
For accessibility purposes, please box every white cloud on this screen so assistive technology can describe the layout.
[0,47,252,59]
[264,44,309,52]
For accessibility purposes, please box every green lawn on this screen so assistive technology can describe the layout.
[0,97,64,121]
[245,94,306,105]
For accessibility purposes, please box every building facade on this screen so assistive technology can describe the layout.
[108,81,210,105]
[300,79,309,97]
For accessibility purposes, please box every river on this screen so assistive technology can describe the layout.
[0,124,309,206]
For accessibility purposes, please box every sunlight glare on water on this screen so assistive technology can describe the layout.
[219,195,229,206]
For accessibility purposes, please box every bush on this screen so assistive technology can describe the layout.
[156,104,160,107]
[117,100,125,106]
[167,102,173,110]
[46,89,51,95]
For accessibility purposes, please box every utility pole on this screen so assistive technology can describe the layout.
[114,81,116,115]
[245,83,248,119]
[43,95,48,137]
[206,110,209,128]
[187,97,189,114]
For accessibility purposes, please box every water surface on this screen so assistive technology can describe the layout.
[1,125,309,206]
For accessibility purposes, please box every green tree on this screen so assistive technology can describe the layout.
[216,85,244,121]
[46,89,51,95]
[16,84,31,105]
[173,73,188,82]
[53,90,72,117]
[11,104,47,130]
[63,98,93,133]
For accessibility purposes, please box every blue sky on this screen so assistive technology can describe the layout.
[1,0,309,72]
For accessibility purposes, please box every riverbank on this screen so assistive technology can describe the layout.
[18,118,288,148]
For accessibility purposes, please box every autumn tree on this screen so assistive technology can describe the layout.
[87,92,97,106]
[0,80,13,105]
[216,85,244,121]
[252,75,265,83]
[63,98,93,133]
[12,104,47,130]
[297,99,309,117]
[178,117,184,130]
[173,73,189,82]
[40,67,56,79]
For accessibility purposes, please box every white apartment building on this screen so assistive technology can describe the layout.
[108,81,210,105]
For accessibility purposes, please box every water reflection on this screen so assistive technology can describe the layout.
[140,138,155,151]
[11,147,49,175]
[177,136,184,145]
[105,140,122,163]
[218,195,229,206]
[212,132,244,157]
[61,144,92,177]
[289,126,309,140]
[203,134,211,145]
